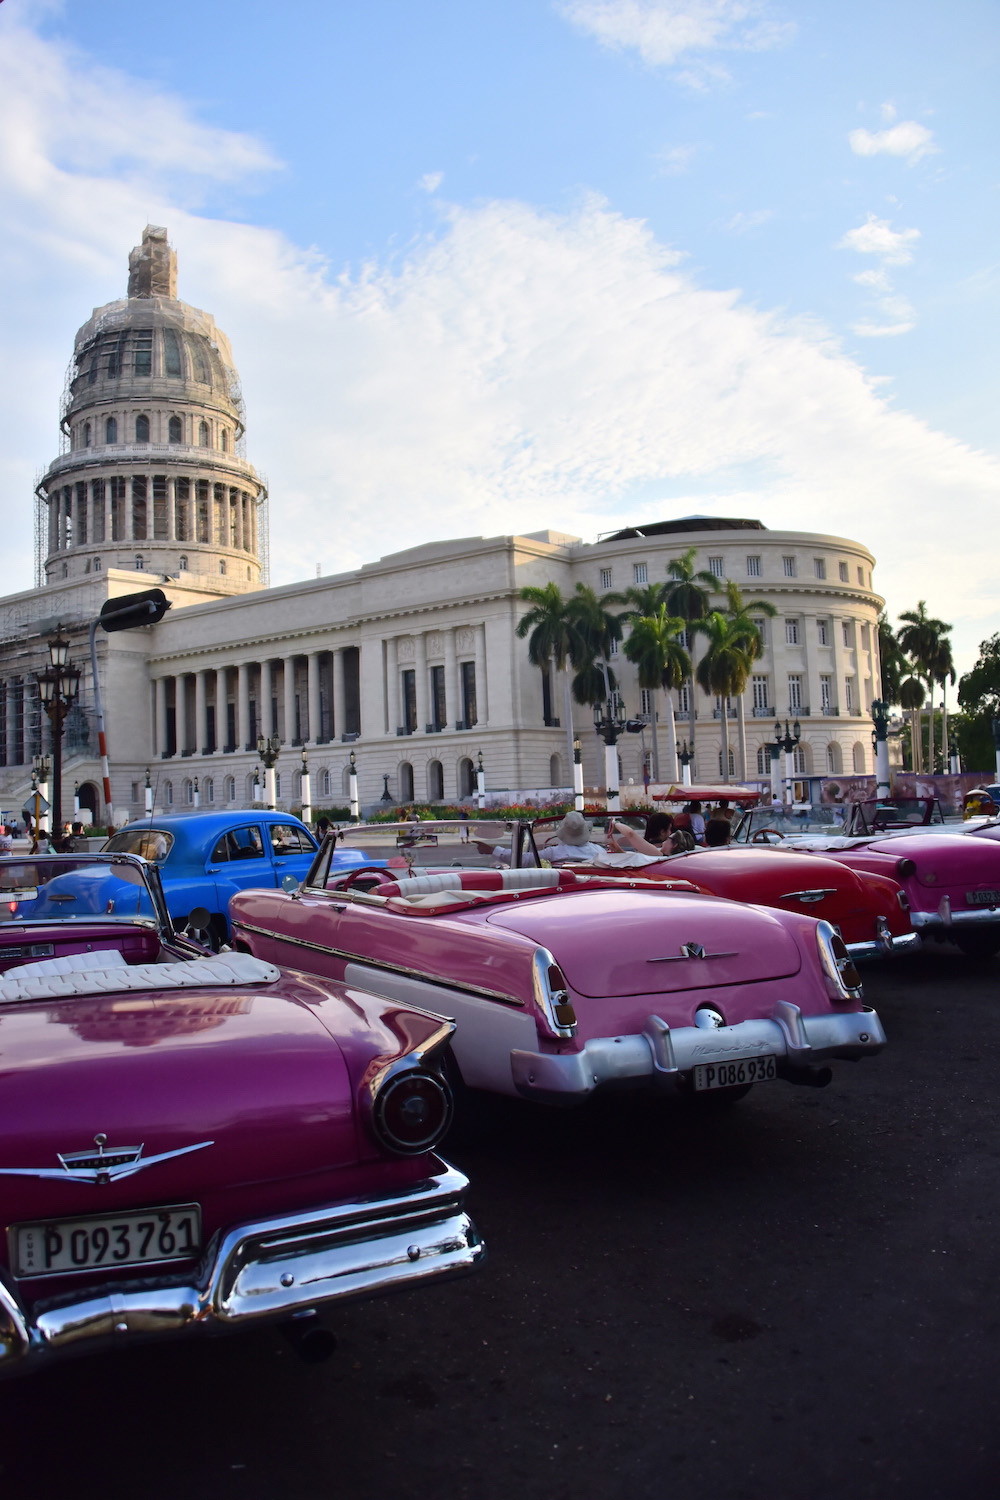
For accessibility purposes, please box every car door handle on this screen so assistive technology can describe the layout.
[207,866,222,873]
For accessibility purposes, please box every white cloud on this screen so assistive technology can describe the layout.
[851,320,914,338]
[419,171,444,193]
[724,209,772,234]
[656,143,700,174]
[838,214,920,265]
[556,0,795,83]
[852,268,891,291]
[849,120,938,165]
[1,11,998,672]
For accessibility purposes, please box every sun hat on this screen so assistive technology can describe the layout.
[549,811,593,846]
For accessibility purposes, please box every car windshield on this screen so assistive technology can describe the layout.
[731,807,843,842]
[103,828,174,863]
[0,853,171,931]
[305,819,526,887]
[844,798,945,832]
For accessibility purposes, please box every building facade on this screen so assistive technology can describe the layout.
[0,231,884,825]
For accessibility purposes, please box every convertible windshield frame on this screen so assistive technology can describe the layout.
[0,853,173,934]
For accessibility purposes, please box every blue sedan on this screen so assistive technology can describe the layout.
[102,811,371,943]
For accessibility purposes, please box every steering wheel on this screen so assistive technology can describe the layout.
[752,828,785,842]
[334,866,394,891]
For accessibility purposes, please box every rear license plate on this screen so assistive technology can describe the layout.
[11,1204,201,1278]
[966,889,1000,906]
[693,1056,777,1091]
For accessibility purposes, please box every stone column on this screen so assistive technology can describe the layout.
[48,494,58,554]
[332,649,345,741]
[386,638,399,736]
[474,624,488,725]
[195,670,208,754]
[65,487,74,552]
[155,677,167,756]
[415,633,429,733]
[260,659,273,737]
[283,656,297,743]
[215,667,229,749]
[175,674,188,757]
[237,663,250,751]
[307,652,321,744]
[444,629,459,729]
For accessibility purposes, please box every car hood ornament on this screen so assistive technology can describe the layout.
[0,1132,214,1186]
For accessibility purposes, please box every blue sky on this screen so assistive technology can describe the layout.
[0,0,997,671]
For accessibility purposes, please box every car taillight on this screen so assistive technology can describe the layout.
[369,1068,453,1156]
[896,889,910,910]
[531,949,578,1038]
[896,858,916,878]
[816,920,862,1001]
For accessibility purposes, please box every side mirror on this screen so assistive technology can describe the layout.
[281,873,299,892]
[182,905,212,935]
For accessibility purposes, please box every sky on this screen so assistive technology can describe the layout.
[0,0,996,673]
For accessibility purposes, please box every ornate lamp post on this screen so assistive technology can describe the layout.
[256,734,281,809]
[36,629,80,836]
[32,754,51,836]
[144,768,153,816]
[348,750,360,822]
[300,749,312,825]
[675,739,693,788]
[476,751,486,811]
[594,698,626,812]
[775,719,801,806]
[572,736,584,813]
[381,773,393,803]
[73,780,81,821]
[870,700,891,797]
[252,764,262,803]
[192,775,200,810]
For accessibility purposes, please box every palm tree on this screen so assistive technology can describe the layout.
[623,605,690,781]
[932,636,956,771]
[663,548,717,775]
[516,582,580,776]
[899,676,926,772]
[899,603,951,773]
[877,612,907,706]
[694,611,756,784]
[722,580,777,781]
[566,583,627,708]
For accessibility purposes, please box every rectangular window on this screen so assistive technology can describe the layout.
[817,619,829,645]
[820,675,832,712]
[134,332,152,376]
[677,683,690,713]
[842,621,851,647]
[600,568,613,590]
[844,677,855,713]
[608,638,619,657]
[430,665,446,730]
[640,688,654,716]
[708,556,724,579]
[839,561,849,582]
[788,674,802,710]
[746,555,761,577]
[751,617,766,646]
[785,618,799,645]
[402,670,416,733]
[752,675,769,710]
[460,661,477,727]
[782,555,796,578]
[814,558,826,579]
[633,562,647,584]
[857,566,865,586]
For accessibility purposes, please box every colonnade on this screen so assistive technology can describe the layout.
[47,471,260,554]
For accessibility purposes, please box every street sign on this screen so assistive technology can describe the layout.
[22,795,50,819]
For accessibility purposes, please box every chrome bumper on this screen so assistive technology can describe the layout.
[848,931,921,961]
[0,1164,483,1375]
[910,899,1000,933]
[511,1002,886,1104]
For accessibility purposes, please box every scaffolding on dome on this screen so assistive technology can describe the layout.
[33,483,47,589]
[256,485,270,588]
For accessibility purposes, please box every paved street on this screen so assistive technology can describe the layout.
[2,943,999,1500]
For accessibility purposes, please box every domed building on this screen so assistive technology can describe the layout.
[38,225,266,594]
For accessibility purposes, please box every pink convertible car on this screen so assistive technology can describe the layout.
[231,844,887,1108]
[0,853,483,1377]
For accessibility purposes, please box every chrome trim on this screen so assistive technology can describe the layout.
[778,888,837,904]
[531,948,577,1040]
[815,919,863,1001]
[0,1140,214,1186]
[509,1003,886,1104]
[909,907,1000,931]
[847,932,921,960]
[0,1164,483,1375]
[233,918,525,1008]
[647,945,737,963]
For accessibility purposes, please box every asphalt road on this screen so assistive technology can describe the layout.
[3,943,999,1500]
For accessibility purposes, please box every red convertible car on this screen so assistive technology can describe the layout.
[0,853,483,1377]
[231,841,887,1109]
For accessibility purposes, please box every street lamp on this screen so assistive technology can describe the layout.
[144,768,153,816]
[348,749,360,822]
[381,773,393,803]
[476,751,486,811]
[675,740,693,788]
[36,629,80,835]
[775,719,801,806]
[572,735,584,813]
[594,698,626,811]
[256,734,280,809]
[870,700,891,797]
[300,749,312,825]
[193,775,200,809]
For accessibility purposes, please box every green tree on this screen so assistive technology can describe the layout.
[898,602,951,773]
[877,612,908,705]
[623,604,690,781]
[566,583,627,708]
[958,633,1000,773]
[663,548,717,774]
[722,580,777,782]
[694,611,756,784]
[898,676,926,772]
[515,582,580,777]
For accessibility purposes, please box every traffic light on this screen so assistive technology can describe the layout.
[99,589,171,633]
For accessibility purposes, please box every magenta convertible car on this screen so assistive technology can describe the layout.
[0,853,483,1377]
[230,842,887,1109]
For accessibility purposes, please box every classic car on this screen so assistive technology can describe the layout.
[0,852,483,1377]
[230,841,887,1110]
[102,811,382,945]
[732,806,1000,958]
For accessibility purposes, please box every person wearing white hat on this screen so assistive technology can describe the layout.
[538,811,606,863]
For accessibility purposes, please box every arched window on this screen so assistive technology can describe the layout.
[718,748,736,776]
[93,557,101,571]
[549,753,562,787]
[320,769,331,797]
[247,772,259,802]
[219,560,227,575]
[83,421,91,448]
[135,415,150,443]
[183,779,194,805]
[853,742,867,773]
[793,745,808,774]
[203,777,214,804]
[756,744,772,775]
[399,762,414,803]
[221,429,229,452]
[246,566,251,579]
[105,416,118,444]
[179,555,188,571]
[134,555,144,571]
[168,415,182,443]
[428,760,444,801]
[199,421,209,447]
[224,776,235,802]
[164,780,173,807]
[458,757,474,798]
[826,742,842,774]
